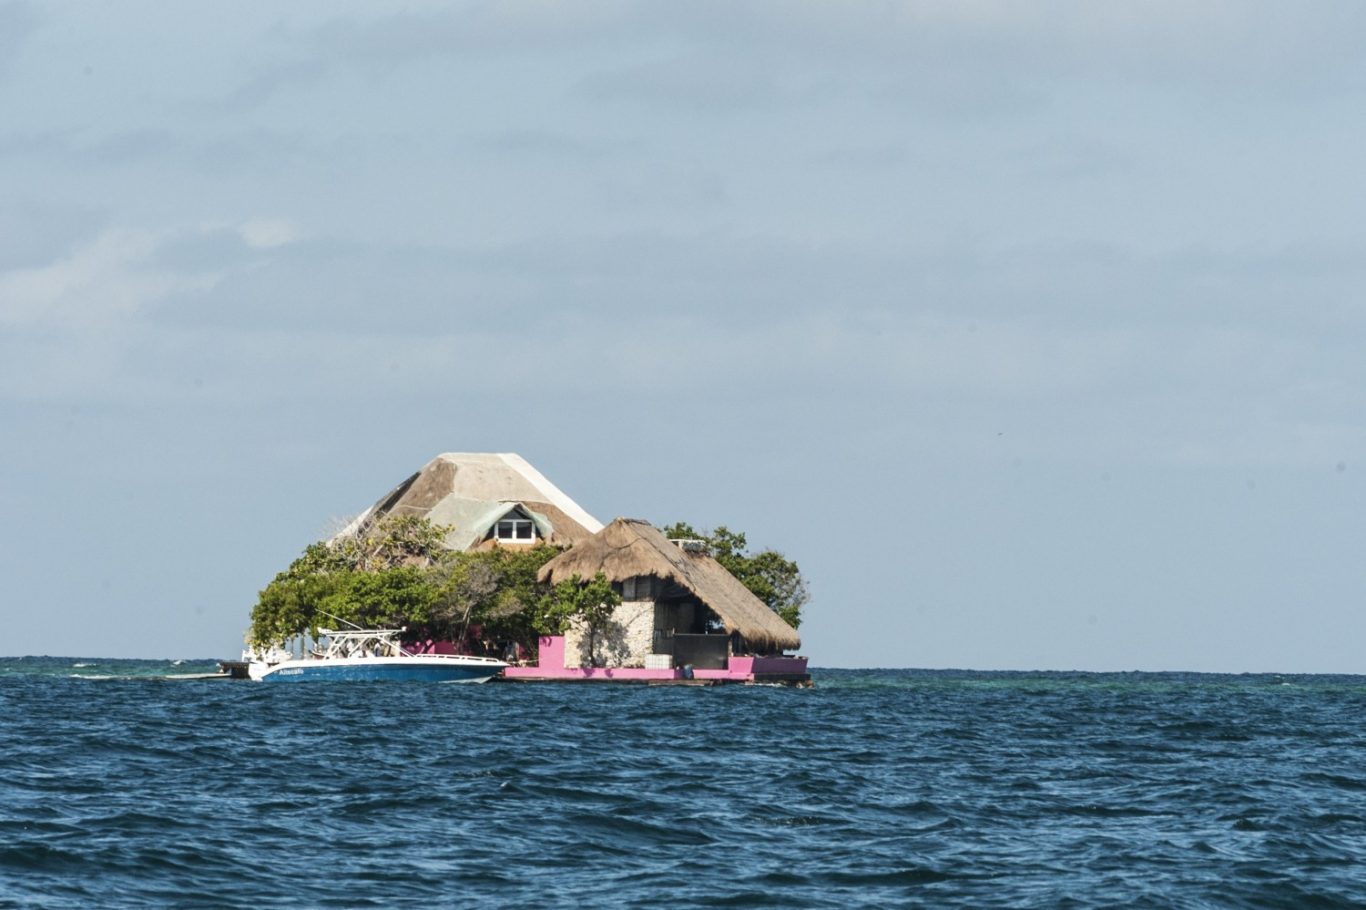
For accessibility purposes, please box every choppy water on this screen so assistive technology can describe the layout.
[3,659,1365,908]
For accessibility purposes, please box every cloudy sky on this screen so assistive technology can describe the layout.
[3,1,1365,670]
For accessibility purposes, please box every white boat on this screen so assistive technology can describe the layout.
[247,628,506,683]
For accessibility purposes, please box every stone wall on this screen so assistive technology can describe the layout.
[563,600,656,668]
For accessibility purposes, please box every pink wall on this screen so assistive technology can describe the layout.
[404,639,457,655]
[537,635,566,669]
[503,637,809,683]
[503,665,679,681]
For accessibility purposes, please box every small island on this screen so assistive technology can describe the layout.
[245,453,811,685]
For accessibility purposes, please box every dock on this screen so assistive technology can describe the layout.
[217,660,252,679]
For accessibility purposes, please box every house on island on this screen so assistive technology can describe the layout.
[338,452,602,551]
[505,518,808,685]
[334,453,809,685]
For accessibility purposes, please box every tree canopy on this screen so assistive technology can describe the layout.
[248,516,562,652]
[249,516,809,652]
[535,572,621,667]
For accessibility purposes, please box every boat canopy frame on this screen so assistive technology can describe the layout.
[314,628,411,660]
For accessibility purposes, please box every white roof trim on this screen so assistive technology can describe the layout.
[492,453,604,533]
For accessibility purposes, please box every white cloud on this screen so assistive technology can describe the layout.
[0,228,215,329]
[0,219,300,332]
[198,0,1366,119]
[239,218,300,249]
[0,223,251,401]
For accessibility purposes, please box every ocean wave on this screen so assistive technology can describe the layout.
[3,669,1366,907]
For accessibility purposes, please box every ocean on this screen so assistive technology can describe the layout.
[2,659,1364,908]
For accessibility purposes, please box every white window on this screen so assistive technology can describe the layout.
[495,518,535,542]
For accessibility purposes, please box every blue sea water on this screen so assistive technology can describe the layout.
[2,659,1365,908]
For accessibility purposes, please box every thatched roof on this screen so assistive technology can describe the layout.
[538,518,801,653]
[339,453,602,550]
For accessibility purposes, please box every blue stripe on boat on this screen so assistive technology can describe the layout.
[260,663,499,683]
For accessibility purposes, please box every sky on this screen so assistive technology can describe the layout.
[2,1,1365,671]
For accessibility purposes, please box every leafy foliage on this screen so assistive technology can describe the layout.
[247,517,560,651]
[249,515,805,660]
[440,544,563,648]
[318,565,439,631]
[535,572,621,667]
[247,542,351,647]
[661,522,809,628]
[535,572,619,634]
[334,514,449,571]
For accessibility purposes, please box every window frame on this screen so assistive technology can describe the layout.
[494,517,536,543]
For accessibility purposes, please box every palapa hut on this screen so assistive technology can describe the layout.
[538,518,802,670]
[336,453,602,552]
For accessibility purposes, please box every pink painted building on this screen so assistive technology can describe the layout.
[502,636,811,686]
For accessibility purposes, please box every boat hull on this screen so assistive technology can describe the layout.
[253,656,504,683]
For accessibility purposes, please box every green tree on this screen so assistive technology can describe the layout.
[427,558,500,642]
[248,519,564,653]
[318,565,439,631]
[336,514,451,571]
[661,522,809,628]
[247,542,352,646]
[479,544,560,647]
[535,572,621,667]
[249,517,451,647]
